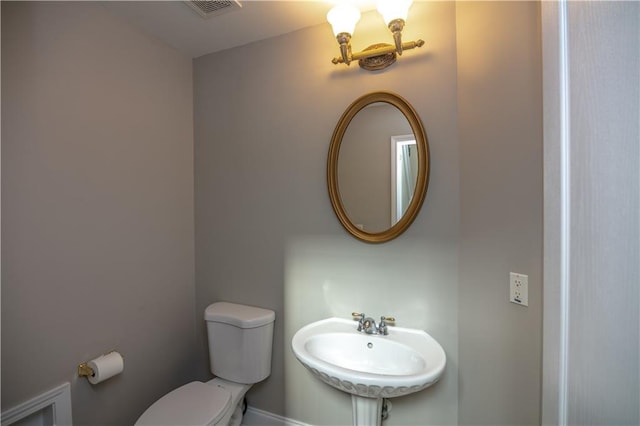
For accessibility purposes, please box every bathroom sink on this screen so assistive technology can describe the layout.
[291,318,446,399]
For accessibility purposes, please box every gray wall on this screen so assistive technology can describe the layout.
[1,1,543,425]
[1,2,196,424]
[195,3,461,423]
[457,2,543,424]
[195,2,542,425]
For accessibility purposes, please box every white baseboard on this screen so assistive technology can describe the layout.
[242,406,312,426]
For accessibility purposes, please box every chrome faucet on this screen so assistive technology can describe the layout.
[362,317,378,334]
[352,313,395,335]
[352,312,366,331]
[378,316,395,335]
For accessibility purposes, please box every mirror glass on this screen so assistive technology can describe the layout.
[328,92,430,243]
[337,103,416,233]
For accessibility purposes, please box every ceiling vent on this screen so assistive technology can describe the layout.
[184,0,242,19]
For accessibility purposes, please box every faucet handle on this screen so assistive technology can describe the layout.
[380,316,395,324]
[352,312,365,331]
[379,316,395,335]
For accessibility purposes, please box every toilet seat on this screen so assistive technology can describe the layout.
[135,381,231,426]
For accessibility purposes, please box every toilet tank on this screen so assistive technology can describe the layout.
[204,302,275,384]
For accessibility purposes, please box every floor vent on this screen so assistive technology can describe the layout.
[184,0,242,19]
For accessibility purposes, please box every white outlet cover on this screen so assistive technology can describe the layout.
[509,272,528,306]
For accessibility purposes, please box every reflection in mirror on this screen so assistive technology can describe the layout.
[391,135,418,225]
[327,91,430,243]
[338,103,414,233]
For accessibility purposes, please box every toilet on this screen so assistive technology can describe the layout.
[135,302,275,426]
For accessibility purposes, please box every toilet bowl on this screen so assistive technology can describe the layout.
[135,302,275,426]
[135,378,248,426]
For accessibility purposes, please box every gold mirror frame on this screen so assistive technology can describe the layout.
[327,91,430,243]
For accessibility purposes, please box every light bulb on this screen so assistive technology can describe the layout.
[376,0,413,25]
[327,3,361,37]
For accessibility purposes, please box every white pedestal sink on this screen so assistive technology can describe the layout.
[291,318,446,426]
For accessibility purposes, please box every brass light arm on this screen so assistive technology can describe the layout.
[335,32,352,65]
[388,19,406,54]
[331,39,424,65]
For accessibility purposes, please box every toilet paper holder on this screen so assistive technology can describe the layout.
[77,351,123,378]
[77,362,94,377]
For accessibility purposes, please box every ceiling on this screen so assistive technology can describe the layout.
[102,1,375,59]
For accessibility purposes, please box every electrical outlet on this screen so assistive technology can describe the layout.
[509,272,528,306]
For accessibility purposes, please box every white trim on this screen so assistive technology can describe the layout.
[542,0,571,424]
[557,1,571,423]
[1,382,72,426]
[242,406,312,426]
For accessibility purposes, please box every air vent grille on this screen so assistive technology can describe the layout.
[184,0,242,19]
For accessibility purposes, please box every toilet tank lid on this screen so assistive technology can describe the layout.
[205,302,275,328]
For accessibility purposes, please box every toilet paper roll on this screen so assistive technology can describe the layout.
[87,351,124,385]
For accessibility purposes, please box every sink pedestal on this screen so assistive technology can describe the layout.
[352,396,383,426]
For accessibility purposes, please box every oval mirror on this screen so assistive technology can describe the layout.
[328,91,430,243]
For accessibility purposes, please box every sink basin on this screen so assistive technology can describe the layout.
[291,318,446,399]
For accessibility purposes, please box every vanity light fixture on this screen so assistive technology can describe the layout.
[327,0,424,71]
